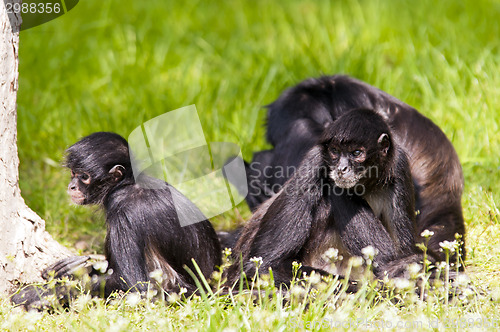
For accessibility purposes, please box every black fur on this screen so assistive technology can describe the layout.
[12,132,221,310]
[227,109,420,286]
[244,75,465,262]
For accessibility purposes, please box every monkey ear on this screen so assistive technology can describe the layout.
[378,133,390,156]
[109,165,125,181]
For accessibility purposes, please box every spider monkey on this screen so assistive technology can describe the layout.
[227,109,425,286]
[243,75,465,263]
[12,132,222,310]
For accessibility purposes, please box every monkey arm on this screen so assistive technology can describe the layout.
[331,193,402,277]
[388,149,418,256]
[244,191,315,276]
[237,146,329,284]
[103,210,149,296]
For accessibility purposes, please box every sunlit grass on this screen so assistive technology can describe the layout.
[5,0,500,329]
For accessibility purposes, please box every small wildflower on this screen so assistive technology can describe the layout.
[361,246,377,266]
[393,278,411,289]
[350,256,363,268]
[322,248,339,261]
[146,289,158,300]
[167,292,180,303]
[307,272,321,285]
[292,261,302,269]
[420,229,434,238]
[436,261,447,270]
[439,240,458,253]
[179,287,188,295]
[73,293,92,311]
[223,247,232,257]
[93,260,109,274]
[361,246,378,259]
[149,269,164,284]
[249,256,263,267]
[408,263,422,277]
[255,278,270,288]
[211,270,222,282]
[125,293,141,307]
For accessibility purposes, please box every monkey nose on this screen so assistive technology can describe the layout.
[339,166,349,174]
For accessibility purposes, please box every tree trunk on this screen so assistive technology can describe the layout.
[0,1,70,295]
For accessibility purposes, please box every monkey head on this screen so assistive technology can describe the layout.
[321,109,394,191]
[65,132,131,205]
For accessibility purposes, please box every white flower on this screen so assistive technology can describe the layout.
[223,247,232,257]
[361,246,378,259]
[408,263,422,276]
[307,272,321,285]
[125,293,141,307]
[436,261,447,270]
[167,292,180,303]
[290,285,306,297]
[179,287,188,295]
[350,256,363,268]
[74,293,92,311]
[322,248,339,261]
[146,289,158,300]
[93,260,109,274]
[255,278,270,288]
[420,229,435,238]
[149,269,164,283]
[439,240,458,253]
[393,278,411,289]
[249,256,263,267]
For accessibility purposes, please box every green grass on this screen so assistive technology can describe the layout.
[2,0,500,330]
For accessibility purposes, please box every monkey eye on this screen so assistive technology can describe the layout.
[352,150,363,157]
[79,173,91,185]
[330,148,339,156]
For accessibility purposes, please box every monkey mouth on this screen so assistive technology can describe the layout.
[68,191,85,205]
[329,170,364,189]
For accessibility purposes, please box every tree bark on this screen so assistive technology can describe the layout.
[0,1,70,295]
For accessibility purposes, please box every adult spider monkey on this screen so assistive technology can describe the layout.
[227,109,422,285]
[243,75,465,263]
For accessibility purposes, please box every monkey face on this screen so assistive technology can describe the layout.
[67,165,126,205]
[68,170,91,204]
[326,131,391,191]
[65,132,130,206]
[328,146,369,188]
